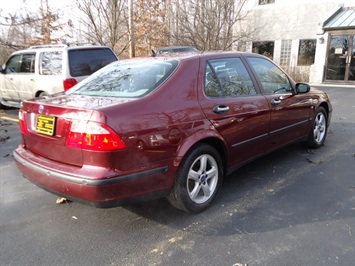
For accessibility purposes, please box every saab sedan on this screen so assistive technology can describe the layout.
[14,52,332,213]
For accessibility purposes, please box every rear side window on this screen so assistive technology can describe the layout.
[70,59,178,98]
[204,58,257,97]
[68,48,117,77]
[40,51,63,75]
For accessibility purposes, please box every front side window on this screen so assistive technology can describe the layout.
[20,54,35,73]
[204,58,257,97]
[4,54,22,73]
[69,48,117,77]
[247,57,292,94]
[298,39,316,66]
[5,53,35,74]
[40,51,63,75]
[70,59,178,98]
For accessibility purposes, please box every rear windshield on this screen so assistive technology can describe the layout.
[68,48,117,77]
[69,59,178,98]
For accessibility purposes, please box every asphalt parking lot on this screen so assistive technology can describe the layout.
[0,86,354,266]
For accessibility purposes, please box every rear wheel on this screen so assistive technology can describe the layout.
[168,144,223,213]
[38,91,49,97]
[307,107,328,148]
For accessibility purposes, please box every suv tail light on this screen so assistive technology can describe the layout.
[18,109,29,135]
[66,121,126,151]
[63,78,77,90]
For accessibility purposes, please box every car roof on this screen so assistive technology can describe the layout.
[153,51,260,61]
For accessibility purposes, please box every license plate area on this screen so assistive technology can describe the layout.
[36,115,56,136]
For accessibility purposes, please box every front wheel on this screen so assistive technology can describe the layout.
[307,107,328,148]
[168,144,223,213]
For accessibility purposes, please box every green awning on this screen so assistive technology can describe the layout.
[323,7,355,30]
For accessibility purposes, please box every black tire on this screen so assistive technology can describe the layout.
[307,107,328,149]
[38,91,49,97]
[168,144,224,213]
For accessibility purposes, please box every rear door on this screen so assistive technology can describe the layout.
[37,50,64,94]
[246,56,312,151]
[198,55,271,169]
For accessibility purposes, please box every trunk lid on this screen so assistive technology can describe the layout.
[20,94,131,167]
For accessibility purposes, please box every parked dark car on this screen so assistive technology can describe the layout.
[14,52,332,213]
[152,46,198,56]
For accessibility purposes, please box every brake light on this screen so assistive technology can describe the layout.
[66,121,126,151]
[63,78,77,90]
[18,109,29,135]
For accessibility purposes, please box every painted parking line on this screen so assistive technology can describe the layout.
[0,116,19,123]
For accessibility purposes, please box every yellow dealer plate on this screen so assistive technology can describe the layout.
[36,115,55,136]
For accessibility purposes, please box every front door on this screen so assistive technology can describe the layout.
[325,33,355,82]
[245,56,312,151]
[0,53,36,101]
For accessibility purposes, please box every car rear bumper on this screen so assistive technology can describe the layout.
[13,146,171,208]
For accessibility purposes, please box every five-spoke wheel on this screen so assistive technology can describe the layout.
[168,144,223,213]
[308,107,328,148]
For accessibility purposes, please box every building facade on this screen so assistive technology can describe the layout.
[237,0,355,84]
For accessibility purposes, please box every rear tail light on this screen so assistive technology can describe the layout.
[66,121,126,151]
[18,109,29,135]
[63,78,77,90]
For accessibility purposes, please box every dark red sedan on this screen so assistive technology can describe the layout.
[14,52,332,213]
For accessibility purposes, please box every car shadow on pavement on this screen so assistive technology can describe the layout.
[120,139,354,237]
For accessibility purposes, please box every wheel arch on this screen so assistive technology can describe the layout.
[35,90,48,97]
[174,130,229,174]
[319,102,329,116]
[318,101,332,126]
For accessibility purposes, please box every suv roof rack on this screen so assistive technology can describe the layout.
[67,42,99,46]
[28,43,101,49]
[28,44,68,49]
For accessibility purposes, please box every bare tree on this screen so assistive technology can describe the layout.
[168,0,251,51]
[1,0,256,63]
[76,0,128,56]
[0,0,67,51]
[133,0,168,56]
[0,0,65,62]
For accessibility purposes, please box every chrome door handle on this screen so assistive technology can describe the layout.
[213,105,230,114]
[271,98,281,105]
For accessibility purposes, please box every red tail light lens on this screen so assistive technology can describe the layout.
[63,78,77,90]
[18,109,29,135]
[66,121,126,151]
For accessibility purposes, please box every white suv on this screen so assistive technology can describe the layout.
[0,44,118,108]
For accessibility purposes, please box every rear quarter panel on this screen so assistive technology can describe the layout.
[94,58,211,171]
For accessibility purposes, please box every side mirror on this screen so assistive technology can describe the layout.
[0,65,3,73]
[295,83,310,94]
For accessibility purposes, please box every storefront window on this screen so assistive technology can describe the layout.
[298,39,316,66]
[252,41,274,60]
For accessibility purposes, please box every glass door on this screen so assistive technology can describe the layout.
[325,34,355,82]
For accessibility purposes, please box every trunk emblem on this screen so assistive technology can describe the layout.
[38,105,44,114]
